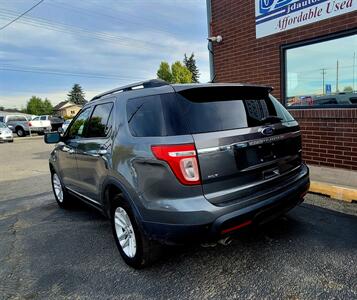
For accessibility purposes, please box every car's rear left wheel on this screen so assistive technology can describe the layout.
[111,195,161,268]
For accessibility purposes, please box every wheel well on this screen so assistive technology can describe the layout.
[15,126,23,131]
[104,184,123,217]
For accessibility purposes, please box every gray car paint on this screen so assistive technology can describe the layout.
[48,83,309,241]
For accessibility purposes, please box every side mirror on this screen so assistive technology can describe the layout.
[44,132,61,144]
[58,127,64,135]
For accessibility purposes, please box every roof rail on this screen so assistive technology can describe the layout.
[91,79,169,101]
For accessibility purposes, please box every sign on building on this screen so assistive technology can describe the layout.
[255,0,356,38]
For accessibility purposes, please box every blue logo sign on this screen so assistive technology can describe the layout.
[259,0,294,14]
[325,84,332,94]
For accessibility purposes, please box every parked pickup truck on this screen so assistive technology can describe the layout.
[29,115,52,134]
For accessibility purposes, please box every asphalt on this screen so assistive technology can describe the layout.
[0,138,356,299]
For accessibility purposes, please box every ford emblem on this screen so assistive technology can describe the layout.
[261,127,274,136]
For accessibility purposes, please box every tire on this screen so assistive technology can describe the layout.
[111,195,161,268]
[8,140,14,143]
[16,127,25,137]
[51,171,72,209]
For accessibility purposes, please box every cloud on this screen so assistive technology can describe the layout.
[0,1,210,108]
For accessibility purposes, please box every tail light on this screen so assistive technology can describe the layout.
[151,144,201,185]
[28,122,32,127]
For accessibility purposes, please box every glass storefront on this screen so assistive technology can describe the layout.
[285,34,357,107]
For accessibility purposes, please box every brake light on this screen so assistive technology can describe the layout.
[151,144,201,185]
[28,122,32,127]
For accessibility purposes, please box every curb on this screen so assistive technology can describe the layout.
[309,181,357,203]
[14,135,43,140]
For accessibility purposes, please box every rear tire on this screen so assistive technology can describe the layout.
[16,127,25,137]
[111,195,161,268]
[51,171,71,209]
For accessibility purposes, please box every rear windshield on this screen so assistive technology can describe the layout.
[126,87,295,137]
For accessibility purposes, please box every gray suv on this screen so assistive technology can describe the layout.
[45,80,310,268]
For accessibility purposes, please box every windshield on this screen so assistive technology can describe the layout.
[0,122,7,128]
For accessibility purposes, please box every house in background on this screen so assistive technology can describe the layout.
[53,101,82,118]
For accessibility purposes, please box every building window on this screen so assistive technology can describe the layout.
[284,33,356,108]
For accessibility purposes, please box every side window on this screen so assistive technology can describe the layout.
[33,117,40,121]
[126,95,165,137]
[86,103,113,138]
[67,108,91,139]
[0,117,4,122]
[40,116,47,120]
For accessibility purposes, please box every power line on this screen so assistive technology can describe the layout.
[0,65,147,81]
[0,0,45,31]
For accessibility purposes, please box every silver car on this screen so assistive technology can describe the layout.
[0,122,14,142]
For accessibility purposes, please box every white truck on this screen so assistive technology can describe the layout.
[29,115,52,134]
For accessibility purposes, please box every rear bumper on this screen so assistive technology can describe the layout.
[29,127,51,133]
[142,164,309,245]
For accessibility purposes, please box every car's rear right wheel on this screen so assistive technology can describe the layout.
[16,128,25,137]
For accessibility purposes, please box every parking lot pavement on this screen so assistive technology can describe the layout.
[1,139,356,299]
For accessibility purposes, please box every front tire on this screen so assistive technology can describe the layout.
[51,172,71,209]
[111,196,161,268]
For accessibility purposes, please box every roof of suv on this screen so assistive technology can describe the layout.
[90,79,273,102]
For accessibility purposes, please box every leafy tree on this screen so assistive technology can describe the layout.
[183,53,200,83]
[171,61,192,83]
[157,61,192,84]
[43,98,53,114]
[26,96,53,115]
[67,84,86,105]
[157,62,172,83]
[343,86,353,93]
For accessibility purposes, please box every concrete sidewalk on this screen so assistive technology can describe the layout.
[308,165,357,203]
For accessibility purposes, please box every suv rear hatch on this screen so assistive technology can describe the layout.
[174,85,302,206]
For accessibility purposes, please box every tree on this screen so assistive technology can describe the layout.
[67,84,86,105]
[26,96,53,115]
[183,53,200,83]
[343,86,353,93]
[171,61,192,83]
[157,61,192,84]
[157,62,172,83]
[43,98,53,114]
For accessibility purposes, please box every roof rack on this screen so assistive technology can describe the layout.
[91,79,169,101]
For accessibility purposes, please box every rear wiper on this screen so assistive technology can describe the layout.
[259,116,282,124]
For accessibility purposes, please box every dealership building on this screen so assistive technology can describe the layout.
[207,0,357,172]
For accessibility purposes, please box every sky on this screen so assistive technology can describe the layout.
[286,34,357,97]
[0,0,209,109]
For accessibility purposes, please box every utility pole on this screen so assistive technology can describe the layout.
[336,60,339,93]
[321,68,326,95]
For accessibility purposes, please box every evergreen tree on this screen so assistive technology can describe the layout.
[67,84,86,105]
[183,53,200,83]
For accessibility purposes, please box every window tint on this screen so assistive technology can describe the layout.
[126,88,295,137]
[7,116,27,122]
[40,116,47,120]
[0,117,4,122]
[87,103,113,138]
[33,117,39,121]
[67,108,91,139]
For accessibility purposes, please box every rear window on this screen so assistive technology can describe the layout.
[126,87,295,137]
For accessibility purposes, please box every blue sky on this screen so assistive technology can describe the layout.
[0,0,209,108]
